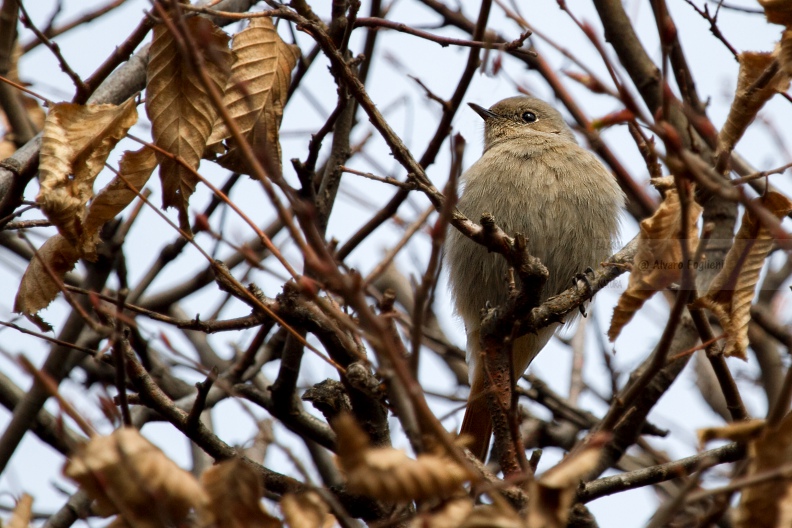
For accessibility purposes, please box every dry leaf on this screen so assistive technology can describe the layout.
[2,43,44,138]
[759,0,792,26]
[650,175,676,191]
[104,517,133,528]
[146,17,233,231]
[22,93,46,131]
[526,433,608,528]
[608,186,702,340]
[735,414,792,527]
[38,98,138,243]
[200,457,281,528]
[1,95,45,145]
[81,147,158,259]
[7,42,22,84]
[718,52,791,156]
[14,234,80,316]
[410,498,475,528]
[14,147,156,315]
[346,449,469,503]
[205,17,299,173]
[0,138,15,158]
[334,414,469,502]
[0,106,17,158]
[460,505,524,528]
[63,428,208,528]
[781,30,792,77]
[7,494,33,528]
[281,491,331,528]
[694,192,792,358]
[698,419,765,446]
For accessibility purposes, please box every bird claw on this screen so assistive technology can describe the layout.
[572,267,596,318]
[571,268,595,294]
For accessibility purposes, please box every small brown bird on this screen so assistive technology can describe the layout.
[445,96,624,461]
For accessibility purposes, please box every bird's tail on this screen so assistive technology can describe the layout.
[460,370,493,462]
[459,328,555,462]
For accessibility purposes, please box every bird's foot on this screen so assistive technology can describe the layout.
[571,267,596,317]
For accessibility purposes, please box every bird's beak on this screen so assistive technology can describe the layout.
[468,103,497,121]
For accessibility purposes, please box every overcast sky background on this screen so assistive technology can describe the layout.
[1,0,790,526]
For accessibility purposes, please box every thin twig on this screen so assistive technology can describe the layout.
[22,0,129,53]
[186,367,218,431]
[0,321,94,355]
[579,442,744,502]
[354,17,534,56]
[363,206,433,287]
[339,166,416,189]
[17,2,88,97]
[410,135,464,373]
[17,355,96,438]
[112,289,132,426]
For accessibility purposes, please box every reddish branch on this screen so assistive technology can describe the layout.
[354,17,534,55]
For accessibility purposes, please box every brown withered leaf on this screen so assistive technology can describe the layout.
[411,498,475,528]
[0,107,16,157]
[698,419,765,447]
[7,493,33,528]
[14,147,156,315]
[22,94,46,132]
[205,17,299,173]
[650,175,676,191]
[718,52,790,156]
[460,505,524,528]
[526,433,608,528]
[63,428,208,528]
[0,139,15,159]
[0,95,45,146]
[608,186,702,341]
[694,192,792,358]
[38,98,138,243]
[346,446,469,502]
[81,147,158,259]
[200,457,281,528]
[2,43,44,138]
[7,42,22,83]
[732,414,792,527]
[281,491,331,528]
[146,17,232,231]
[14,234,80,317]
[759,0,792,26]
[334,414,469,502]
[104,517,133,528]
[782,30,792,77]
[356,450,469,502]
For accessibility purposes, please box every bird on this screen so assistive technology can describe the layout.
[445,96,625,461]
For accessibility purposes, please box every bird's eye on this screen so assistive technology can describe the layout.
[522,111,537,123]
